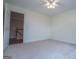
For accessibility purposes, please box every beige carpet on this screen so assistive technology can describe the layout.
[3,56,11,59]
[4,39,76,59]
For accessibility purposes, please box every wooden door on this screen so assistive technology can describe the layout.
[9,11,24,44]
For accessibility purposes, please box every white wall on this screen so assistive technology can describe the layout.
[3,3,51,50]
[24,10,51,43]
[51,9,76,44]
[3,4,10,50]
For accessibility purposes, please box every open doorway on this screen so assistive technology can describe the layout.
[9,11,24,44]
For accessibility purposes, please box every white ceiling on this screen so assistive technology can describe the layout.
[5,0,76,16]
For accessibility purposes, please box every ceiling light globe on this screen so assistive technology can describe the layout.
[50,0,53,1]
[53,2,56,5]
[52,2,58,6]
[47,6,50,8]
[49,5,53,8]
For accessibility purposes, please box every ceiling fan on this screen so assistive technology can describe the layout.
[44,0,59,8]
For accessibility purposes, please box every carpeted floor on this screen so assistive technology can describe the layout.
[4,39,76,59]
[3,56,11,59]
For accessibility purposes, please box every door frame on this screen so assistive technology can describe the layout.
[9,8,25,44]
[9,11,24,44]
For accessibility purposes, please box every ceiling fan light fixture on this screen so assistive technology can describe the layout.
[44,0,59,9]
[52,2,58,6]
[49,5,53,8]
[50,0,53,2]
